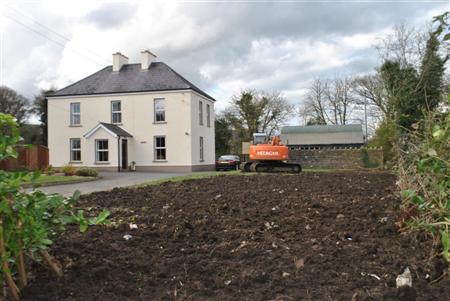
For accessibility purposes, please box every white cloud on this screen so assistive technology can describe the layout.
[0,0,446,119]
[199,34,383,110]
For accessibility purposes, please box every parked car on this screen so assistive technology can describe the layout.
[216,155,241,171]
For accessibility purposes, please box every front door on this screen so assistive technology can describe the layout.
[121,139,128,170]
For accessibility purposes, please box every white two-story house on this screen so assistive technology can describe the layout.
[47,51,215,172]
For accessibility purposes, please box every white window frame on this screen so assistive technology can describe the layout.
[154,98,165,122]
[154,136,167,161]
[70,102,80,125]
[199,100,203,125]
[70,138,81,162]
[199,136,204,161]
[95,139,109,162]
[111,100,122,124]
[206,103,211,127]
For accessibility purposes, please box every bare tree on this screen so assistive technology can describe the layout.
[300,78,329,125]
[325,77,355,125]
[259,91,294,136]
[353,73,392,121]
[230,89,294,139]
[301,77,356,125]
[376,23,428,69]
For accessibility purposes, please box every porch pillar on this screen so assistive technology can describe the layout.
[117,136,121,172]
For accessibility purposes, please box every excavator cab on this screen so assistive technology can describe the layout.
[253,133,268,145]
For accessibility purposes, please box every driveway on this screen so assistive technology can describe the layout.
[26,171,190,197]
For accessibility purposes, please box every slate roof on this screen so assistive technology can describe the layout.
[50,62,215,101]
[99,123,133,137]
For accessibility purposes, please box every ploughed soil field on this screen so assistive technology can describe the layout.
[22,172,449,300]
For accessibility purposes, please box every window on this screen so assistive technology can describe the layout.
[199,101,203,125]
[206,103,211,127]
[154,98,165,122]
[199,136,204,161]
[95,139,109,162]
[70,138,81,161]
[154,136,166,160]
[111,101,122,124]
[70,103,80,125]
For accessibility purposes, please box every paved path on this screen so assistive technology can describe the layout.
[26,171,190,197]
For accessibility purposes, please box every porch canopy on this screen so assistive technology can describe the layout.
[84,122,133,171]
[84,122,133,139]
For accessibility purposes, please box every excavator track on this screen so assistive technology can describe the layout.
[241,161,301,173]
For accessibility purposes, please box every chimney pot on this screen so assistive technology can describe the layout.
[112,52,128,72]
[141,50,157,70]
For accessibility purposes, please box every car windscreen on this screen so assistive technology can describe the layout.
[219,156,239,161]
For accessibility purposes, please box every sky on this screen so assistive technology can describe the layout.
[0,0,448,124]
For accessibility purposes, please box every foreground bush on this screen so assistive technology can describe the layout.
[396,109,449,263]
[0,113,109,300]
[394,12,450,266]
[76,167,98,177]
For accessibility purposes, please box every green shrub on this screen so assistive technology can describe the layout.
[368,120,397,164]
[75,167,98,177]
[0,113,109,299]
[43,165,54,175]
[61,164,76,176]
[360,148,380,168]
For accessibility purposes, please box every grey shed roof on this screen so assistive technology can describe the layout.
[50,62,215,101]
[99,123,133,137]
[281,124,363,134]
[281,124,364,146]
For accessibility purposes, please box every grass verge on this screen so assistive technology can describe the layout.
[22,175,97,188]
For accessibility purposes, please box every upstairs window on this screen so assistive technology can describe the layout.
[95,139,109,162]
[154,98,165,122]
[199,101,203,125]
[154,136,166,160]
[206,103,211,127]
[111,101,122,124]
[70,138,81,161]
[70,103,80,125]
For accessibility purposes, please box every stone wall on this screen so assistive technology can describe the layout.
[288,147,383,169]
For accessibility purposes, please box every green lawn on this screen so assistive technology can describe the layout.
[24,175,96,187]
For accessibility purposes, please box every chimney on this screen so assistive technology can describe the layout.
[112,52,128,72]
[141,50,157,70]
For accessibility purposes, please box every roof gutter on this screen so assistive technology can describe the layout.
[46,88,216,102]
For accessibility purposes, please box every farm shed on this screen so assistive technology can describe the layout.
[281,124,364,149]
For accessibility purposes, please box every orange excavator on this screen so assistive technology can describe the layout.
[241,133,301,173]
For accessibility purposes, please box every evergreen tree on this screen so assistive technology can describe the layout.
[215,115,233,156]
[33,88,56,146]
[380,60,421,130]
[0,86,31,125]
[417,33,448,111]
